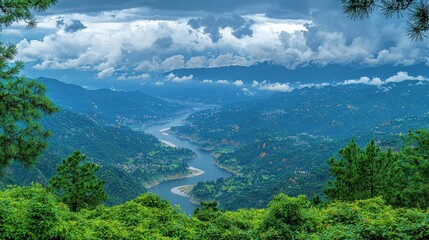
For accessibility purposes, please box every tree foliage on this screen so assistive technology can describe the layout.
[0,0,57,29]
[340,0,429,40]
[326,131,429,208]
[259,194,310,239]
[325,139,401,202]
[2,185,428,239]
[399,129,429,208]
[0,0,58,173]
[48,150,107,212]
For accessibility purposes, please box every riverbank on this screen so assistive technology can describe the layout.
[145,166,205,188]
[159,140,177,147]
[171,185,194,197]
[213,161,241,175]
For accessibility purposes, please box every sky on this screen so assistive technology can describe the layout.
[2,0,429,89]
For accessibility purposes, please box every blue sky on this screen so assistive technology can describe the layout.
[2,0,429,88]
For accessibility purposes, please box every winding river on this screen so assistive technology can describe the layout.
[144,111,232,215]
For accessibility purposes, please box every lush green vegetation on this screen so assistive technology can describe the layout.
[175,82,429,209]
[39,77,189,126]
[0,110,196,205]
[1,184,428,239]
[327,130,429,209]
[191,135,338,209]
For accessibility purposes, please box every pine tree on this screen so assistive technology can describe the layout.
[340,0,429,41]
[399,129,429,208]
[48,151,107,212]
[325,139,401,202]
[0,0,58,173]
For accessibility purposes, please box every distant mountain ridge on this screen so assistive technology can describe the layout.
[172,62,428,85]
[1,110,195,205]
[174,80,429,209]
[1,78,196,205]
[38,77,189,126]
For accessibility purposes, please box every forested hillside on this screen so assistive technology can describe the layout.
[173,81,429,209]
[0,77,197,205]
[38,77,189,126]
[0,110,196,205]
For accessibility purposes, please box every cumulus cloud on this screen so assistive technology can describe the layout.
[385,71,425,83]
[342,77,384,86]
[341,72,426,86]
[252,80,293,92]
[118,73,150,81]
[299,82,330,89]
[97,67,115,78]
[188,14,255,42]
[135,57,162,72]
[233,80,244,87]
[202,79,213,84]
[165,73,193,83]
[216,80,230,84]
[241,87,255,96]
[11,3,429,81]
[64,20,87,33]
[152,36,174,49]
[186,56,208,69]
[161,55,185,71]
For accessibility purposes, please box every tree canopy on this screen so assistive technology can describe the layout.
[340,0,429,40]
[0,0,58,173]
[48,151,107,212]
[325,130,429,208]
[0,0,57,29]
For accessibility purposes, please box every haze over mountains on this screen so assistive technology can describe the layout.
[38,77,189,125]
[171,78,429,209]
[1,78,195,205]
[4,0,429,238]
[4,71,428,210]
[37,62,428,106]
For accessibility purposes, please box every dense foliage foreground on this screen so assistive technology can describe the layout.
[1,184,428,239]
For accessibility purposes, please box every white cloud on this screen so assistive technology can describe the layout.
[252,80,259,88]
[118,73,150,80]
[385,71,425,83]
[12,7,429,80]
[161,55,185,71]
[241,87,255,96]
[341,72,426,87]
[233,80,244,87]
[342,76,384,86]
[165,73,193,83]
[186,56,208,68]
[253,80,293,92]
[209,53,251,68]
[202,79,213,84]
[299,82,330,89]
[166,72,175,80]
[97,67,115,78]
[216,80,230,84]
[135,58,161,72]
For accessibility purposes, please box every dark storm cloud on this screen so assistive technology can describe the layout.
[188,14,255,42]
[64,20,87,33]
[50,0,311,18]
[55,17,87,33]
[152,36,174,49]
[56,19,65,28]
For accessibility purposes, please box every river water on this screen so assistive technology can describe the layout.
[143,112,232,215]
